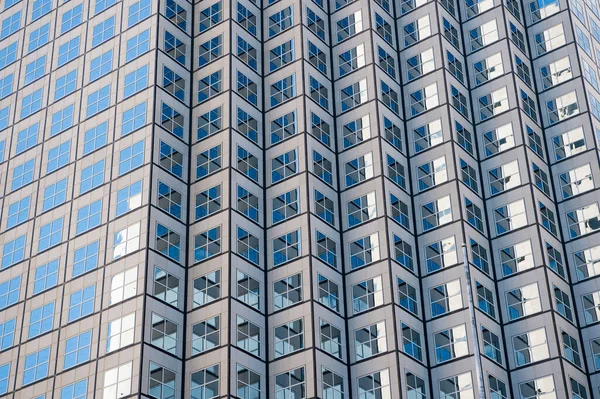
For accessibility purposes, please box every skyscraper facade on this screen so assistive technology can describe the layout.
[0,0,600,397]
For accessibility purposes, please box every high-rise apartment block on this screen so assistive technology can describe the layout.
[1,0,600,397]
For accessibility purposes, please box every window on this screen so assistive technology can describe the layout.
[192,316,220,354]
[316,232,336,269]
[116,180,143,217]
[164,31,186,65]
[124,66,148,98]
[434,324,468,363]
[273,230,301,266]
[318,275,339,312]
[513,328,549,366]
[470,20,498,50]
[574,245,600,281]
[439,373,473,399]
[165,0,186,29]
[313,151,333,185]
[2,235,26,269]
[236,36,256,71]
[426,237,457,273]
[104,362,133,399]
[404,16,430,46]
[494,199,527,235]
[339,44,365,76]
[272,149,297,183]
[194,226,221,262]
[42,179,67,211]
[23,347,50,385]
[113,223,141,260]
[64,330,92,369]
[87,85,111,118]
[0,276,20,310]
[197,70,222,103]
[413,119,442,152]
[119,140,144,176]
[450,86,469,117]
[553,127,585,161]
[539,201,558,236]
[390,194,410,230]
[195,185,221,221]
[163,67,185,102]
[33,259,58,294]
[128,0,151,26]
[272,188,299,224]
[410,84,439,116]
[237,365,260,399]
[236,108,258,143]
[28,302,54,338]
[567,202,600,238]
[270,75,296,107]
[519,376,555,399]
[24,56,46,85]
[570,378,588,399]
[479,87,508,120]
[106,313,135,354]
[350,234,380,269]
[307,41,327,74]
[237,3,257,36]
[62,5,83,33]
[237,71,258,106]
[540,56,571,89]
[422,196,452,231]
[309,76,328,109]
[271,111,296,145]
[268,6,293,37]
[199,2,222,33]
[355,321,386,360]
[482,327,502,364]
[347,193,377,228]
[38,217,63,251]
[535,24,565,55]
[476,282,495,318]
[484,123,514,156]
[237,186,259,222]
[269,40,294,73]
[275,368,305,398]
[193,270,221,307]
[529,0,559,21]
[92,16,115,48]
[68,285,95,322]
[506,283,541,320]
[310,112,331,147]
[358,370,390,399]
[500,240,533,276]
[153,267,179,306]
[20,89,43,119]
[126,30,150,63]
[314,189,335,225]
[562,331,581,367]
[236,270,259,310]
[6,196,30,229]
[322,368,343,399]
[407,48,434,81]
[393,235,414,271]
[340,79,368,112]
[76,200,102,235]
[90,50,113,81]
[109,267,137,305]
[443,18,460,48]
[406,373,426,399]
[470,239,489,274]
[510,23,526,51]
[157,181,182,219]
[527,126,545,158]
[560,164,593,199]
[151,313,177,353]
[342,116,370,149]
[320,319,342,358]
[161,141,184,178]
[149,362,177,399]
[237,316,260,355]
[489,160,520,195]
[273,273,302,311]
[352,276,383,313]
[237,146,259,182]
[417,157,447,191]
[237,227,259,265]
[430,280,462,317]
[156,224,181,262]
[547,91,578,125]
[274,319,304,358]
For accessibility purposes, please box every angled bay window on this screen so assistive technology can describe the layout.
[316,231,337,268]
[274,319,304,357]
[340,79,367,112]
[343,115,370,149]
[314,189,335,224]
[494,199,527,235]
[413,119,442,153]
[384,117,403,151]
[269,39,294,72]
[318,275,340,312]
[161,103,184,138]
[237,270,259,310]
[199,36,223,67]
[404,16,431,47]
[378,46,396,78]
[237,2,257,36]
[560,164,593,199]
[387,155,406,189]
[513,328,549,366]
[450,86,469,117]
[483,123,514,156]
[426,236,457,273]
[406,48,434,81]
[546,91,578,125]
[237,227,259,265]
[337,11,362,42]
[434,324,468,363]
[268,6,293,37]
[350,233,380,269]
[347,192,377,227]
[398,278,418,314]
[430,279,462,317]
[417,156,447,191]
[482,327,502,364]
[507,283,541,320]
[307,8,326,40]
[535,24,565,55]
[307,41,327,73]
[567,202,600,238]
[421,195,452,231]
[193,270,221,308]
[410,84,439,116]
[237,186,259,223]
[310,112,331,147]
[272,149,297,183]
[273,229,301,266]
[274,273,302,310]
[470,20,498,51]
[478,87,508,120]
[270,75,296,107]
[500,240,534,276]
[394,235,414,271]
[237,36,257,71]
[355,321,386,360]
[237,146,259,182]
[237,107,258,143]
[488,160,520,195]
[309,76,328,109]
[352,276,383,313]
[313,150,333,185]
[273,188,299,224]
[345,153,373,187]
[237,71,258,106]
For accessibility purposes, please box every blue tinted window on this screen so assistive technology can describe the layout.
[86,85,110,117]
[0,11,20,40]
[73,241,99,277]
[68,285,95,322]
[83,122,108,155]
[128,0,151,26]
[0,276,20,308]
[42,179,68,211]
[64,331,92,369]
[47,141,71,173]
[50,106,74,136]
[23,347,50,385]
[0,319,15,350]
[124,65,148,98]
[89,50,112,82]
[57,37,80,67]
[32,0,52,21]
[119,140,144,175]
[122,102,146,135]
[33,259,59,294]
[125,30,150,62]
[12,159,35,190]
[76,200,102,234]
[28,302,54,338]
[61,4,83,33]
[20,89,43,118]
[55,70,77,101]
[60,378,87,399]
[116,181,142,216]
[92,16,115,47]
[0,42,18,70]
[0,74,13,99]
[38,217,63,251]
[15,123,38,154]
[24,56,46,84]
[6,196,30,229]
[0,363,9,394]
[95,0,116,14]
[80,160,105,193]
